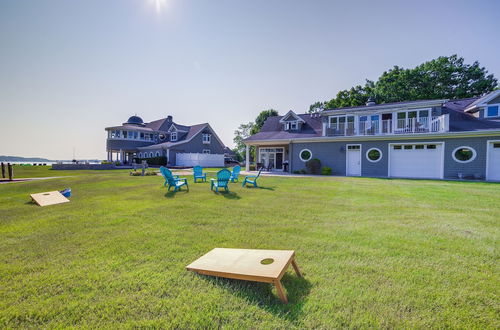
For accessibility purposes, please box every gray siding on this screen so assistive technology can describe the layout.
[107,139,155,150]
[487,95,500,104]
[291,135,500,179]
[169,126,225,165]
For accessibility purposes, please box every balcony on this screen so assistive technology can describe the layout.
[325,115,449,137]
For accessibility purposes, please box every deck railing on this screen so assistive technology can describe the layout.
[325,114,448,137]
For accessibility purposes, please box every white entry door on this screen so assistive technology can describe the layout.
[389,143,443,179]
[487,141,500,181]
[346,145,361,176]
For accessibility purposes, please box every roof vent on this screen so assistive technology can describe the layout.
[366,98,376,106]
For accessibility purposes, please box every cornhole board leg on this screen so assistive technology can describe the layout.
[274,256,303,303]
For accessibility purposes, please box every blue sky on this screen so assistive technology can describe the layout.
[1,0,499,159]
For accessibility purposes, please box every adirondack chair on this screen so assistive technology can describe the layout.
[160,166,188,191]
[211,168,231,192]
[242,168,263,188]
[229,165,241,182]
[193,166,207,183]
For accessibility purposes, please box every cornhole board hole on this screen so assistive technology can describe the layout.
[186,248,302,303]
[30,191,69,207]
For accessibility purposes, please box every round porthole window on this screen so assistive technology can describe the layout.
[452,146,476,163]
[299,149,312,162]
[366,148,382,162]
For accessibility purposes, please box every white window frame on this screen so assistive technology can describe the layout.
[155,151,160,157]
[149,152,154,158]
[299,149,312,162]
[202,133,211,144]
[366,147,383,163]
[452,146,477,164]
[485,104,500,118]
[171,132,177,141]
[395,108,431,129]
[202,149,211,154]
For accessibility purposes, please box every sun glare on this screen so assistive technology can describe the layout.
[151,0,167,13]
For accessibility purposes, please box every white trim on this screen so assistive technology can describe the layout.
[170,131,178,141]
[451,146,477,164]
[299,148,312,162]
[279,110,305,123]
[345,144,362,176]
[322,99,447,115]
[366,147,382,163]
[485,103,500,118]
[465,90,500,112]
[387,141,445,179]
[486,140,500,181]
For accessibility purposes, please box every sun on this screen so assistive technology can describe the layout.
[151,0,167,13]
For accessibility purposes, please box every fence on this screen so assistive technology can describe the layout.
[176,153,224,167]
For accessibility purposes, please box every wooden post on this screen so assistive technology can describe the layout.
[8,163,13,181]
[141,160,146,176]
[245,145,250,172]
[1,162,5,178]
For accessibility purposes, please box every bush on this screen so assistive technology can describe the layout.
[130,171,158,176]
[249,164,256,171]
[321,166,332,175]
[293,169,307,174]
[101,160,113,165]
[134,156,167,166]
[305,158,321,175]
[114,161,121,166]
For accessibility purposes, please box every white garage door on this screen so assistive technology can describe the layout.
[389,143,443,179]
[487,141,500,181]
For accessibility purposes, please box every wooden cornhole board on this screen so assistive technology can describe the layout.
[30,191,69,207]
[186,248,302,303]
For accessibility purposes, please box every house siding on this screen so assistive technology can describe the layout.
[169,127,225,165]
[291,135,500,179]
[487,95,500,104]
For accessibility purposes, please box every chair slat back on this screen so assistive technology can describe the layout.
[232,165,241,177]
[160,166,176,185]
[216,168,231,186]
[193,166,203,177]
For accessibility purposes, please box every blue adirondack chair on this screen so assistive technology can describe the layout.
[160,166,188,191]
[193,166,207,183]
[211,168,231,192]
[242,168,263,188]
[230,165,241,182]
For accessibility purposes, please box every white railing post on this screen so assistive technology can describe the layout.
[444,114,449,132]
[245,145,250,171]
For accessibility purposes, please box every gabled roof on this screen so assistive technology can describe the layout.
[443,98,500,131]
[245,113,323,142]
[279,110,305,123]
[464,90,500,112]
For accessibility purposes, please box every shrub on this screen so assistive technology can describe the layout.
[130,171,158,176]
[305,158,321,175]
[101,160,113,165]
[133,156,167,166]
[249,164,256,171]
[114,161,121,166]
[293,169,307,174]
[321,166,332,175]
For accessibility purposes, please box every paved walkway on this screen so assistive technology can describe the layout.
[0,176,69,184]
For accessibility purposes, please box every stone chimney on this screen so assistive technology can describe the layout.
[166,115,173,123]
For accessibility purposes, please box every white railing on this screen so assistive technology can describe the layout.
[326,115,448,136]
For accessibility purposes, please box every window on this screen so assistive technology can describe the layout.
[171,132,177,141]
[202,149,211,154]
[427,144,437,149]
[155,151,160,157]
[299,149,312,162]
[202,133,211,143]
[487,105,499,117]
[494,143,500,148]
[415,145,425,150]
[159,133,166,140]
[366,148,382,162]
[452,146,476,163]
[347,145,360,150]
[123,131,128,138]
[149,152,154,158]
[404,145,413,150]
[393,145,402,150]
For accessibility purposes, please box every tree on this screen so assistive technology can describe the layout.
[322,55,497,108]
[233,122,254,160]
[309,101,325,113]
[251,109,278,135]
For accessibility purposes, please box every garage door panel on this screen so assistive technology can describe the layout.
[390,144,443,179]
[487,142,500,181]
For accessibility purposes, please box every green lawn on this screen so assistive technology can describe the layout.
[0,167,498,328]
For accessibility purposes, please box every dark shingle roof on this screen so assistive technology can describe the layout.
[245,114,322,142]
[443,98,500,131]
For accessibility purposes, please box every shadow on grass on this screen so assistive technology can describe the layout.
[212,190,241,200]
[199,273,311,321]
[164,189,189,198]
[242,185,276,191]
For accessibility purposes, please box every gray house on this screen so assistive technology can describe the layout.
[244,90,500,181]
[105,115,226,166]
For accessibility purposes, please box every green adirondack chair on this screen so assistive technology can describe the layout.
[242,168,263,188]
[211,168,231,192]
[230,165,241,182]
[193,166,207,182]
[160,166,188,191]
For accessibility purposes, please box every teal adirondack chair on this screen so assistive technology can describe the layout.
[160,166,189,191]
[242,169,263,188]
[211,168,231,192]
[193,166,207,182]
[230,165,241,182]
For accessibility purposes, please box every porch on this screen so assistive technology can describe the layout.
[244,144,291,173]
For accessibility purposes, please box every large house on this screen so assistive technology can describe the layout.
[244,90,500,181]
[105,115,226,166]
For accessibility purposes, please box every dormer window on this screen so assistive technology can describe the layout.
[171,132,177,141]
[202,133,211,144]
[285,122,298,130]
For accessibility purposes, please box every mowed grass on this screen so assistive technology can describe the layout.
[0,167,498,328]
